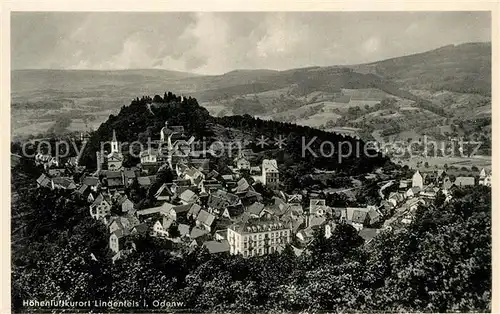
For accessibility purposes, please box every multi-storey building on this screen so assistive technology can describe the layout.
[262,159,279,188]
[227,219,292,257]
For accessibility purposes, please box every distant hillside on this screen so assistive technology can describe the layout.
[352,42,491,96]
[11,42,491,147]
[80,92,389,188]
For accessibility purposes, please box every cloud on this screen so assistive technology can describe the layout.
[11,12,491,74]
[362,36,381,54]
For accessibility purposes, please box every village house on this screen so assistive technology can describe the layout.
[116,195,134,213]
[196,209,216,231]
[105,171,124,189]
[187,203,203,220]
[207,190,241,215]
[36,173,52,189]
[152,216,174,237]
[90,193,112,221]
[234,156,251,171]
[479,169,492,187]
[109,229,135,262]
[309,199,328,216]
[342,207,372,231]
[297,227,315,244]
[262,159,280,188]
[182,167,205,187]
[140,148,160,164]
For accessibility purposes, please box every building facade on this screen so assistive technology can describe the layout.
[227,220,292,257]
[262,159,279,188]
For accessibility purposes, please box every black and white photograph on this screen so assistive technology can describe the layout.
[8,8,493,313]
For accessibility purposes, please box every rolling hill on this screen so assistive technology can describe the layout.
[11,42,491,152]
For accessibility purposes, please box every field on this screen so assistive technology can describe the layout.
[395,156,492,171]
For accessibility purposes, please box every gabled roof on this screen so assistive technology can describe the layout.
[308,215,326,228]
[187,203,202,218]
[409,186,422,194]
[154,183,174,199]
[105,171,123,179]
[190,226,209,239]
[235,178,251,193]
[131,223,150,235]
[178,224,190,237]
[77,184,89,194]
[247,202,265,216]
[205,170,220,180]
[91,194,106,207]
[196,210,215,227]
[367,207,381,223]
[116,195,132,206]
[207,190,240,209]
[262,159,278,172]
[172,204,192,215]
[138,176,156,186]
[221,174,235,181]
[37,174,52,187]
[123,170,137,179]
[203,240,229,254]
[346,207,369,224]
[83,176,100,186]
[173,178,192,187]
[52,177,76,189]
[136,204,168,217]
[179,189,198,203]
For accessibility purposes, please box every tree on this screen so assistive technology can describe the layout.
[168,224,181,238]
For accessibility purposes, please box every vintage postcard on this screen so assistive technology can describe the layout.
[2,1,497,313]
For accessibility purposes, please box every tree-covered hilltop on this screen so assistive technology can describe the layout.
[12,159,491,312]
[79,91,389,177]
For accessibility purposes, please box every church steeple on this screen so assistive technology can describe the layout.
[111,129,118,153]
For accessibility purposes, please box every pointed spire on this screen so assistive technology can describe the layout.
[112,129,117,142]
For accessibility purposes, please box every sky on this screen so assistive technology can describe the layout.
[11,11,491,75]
